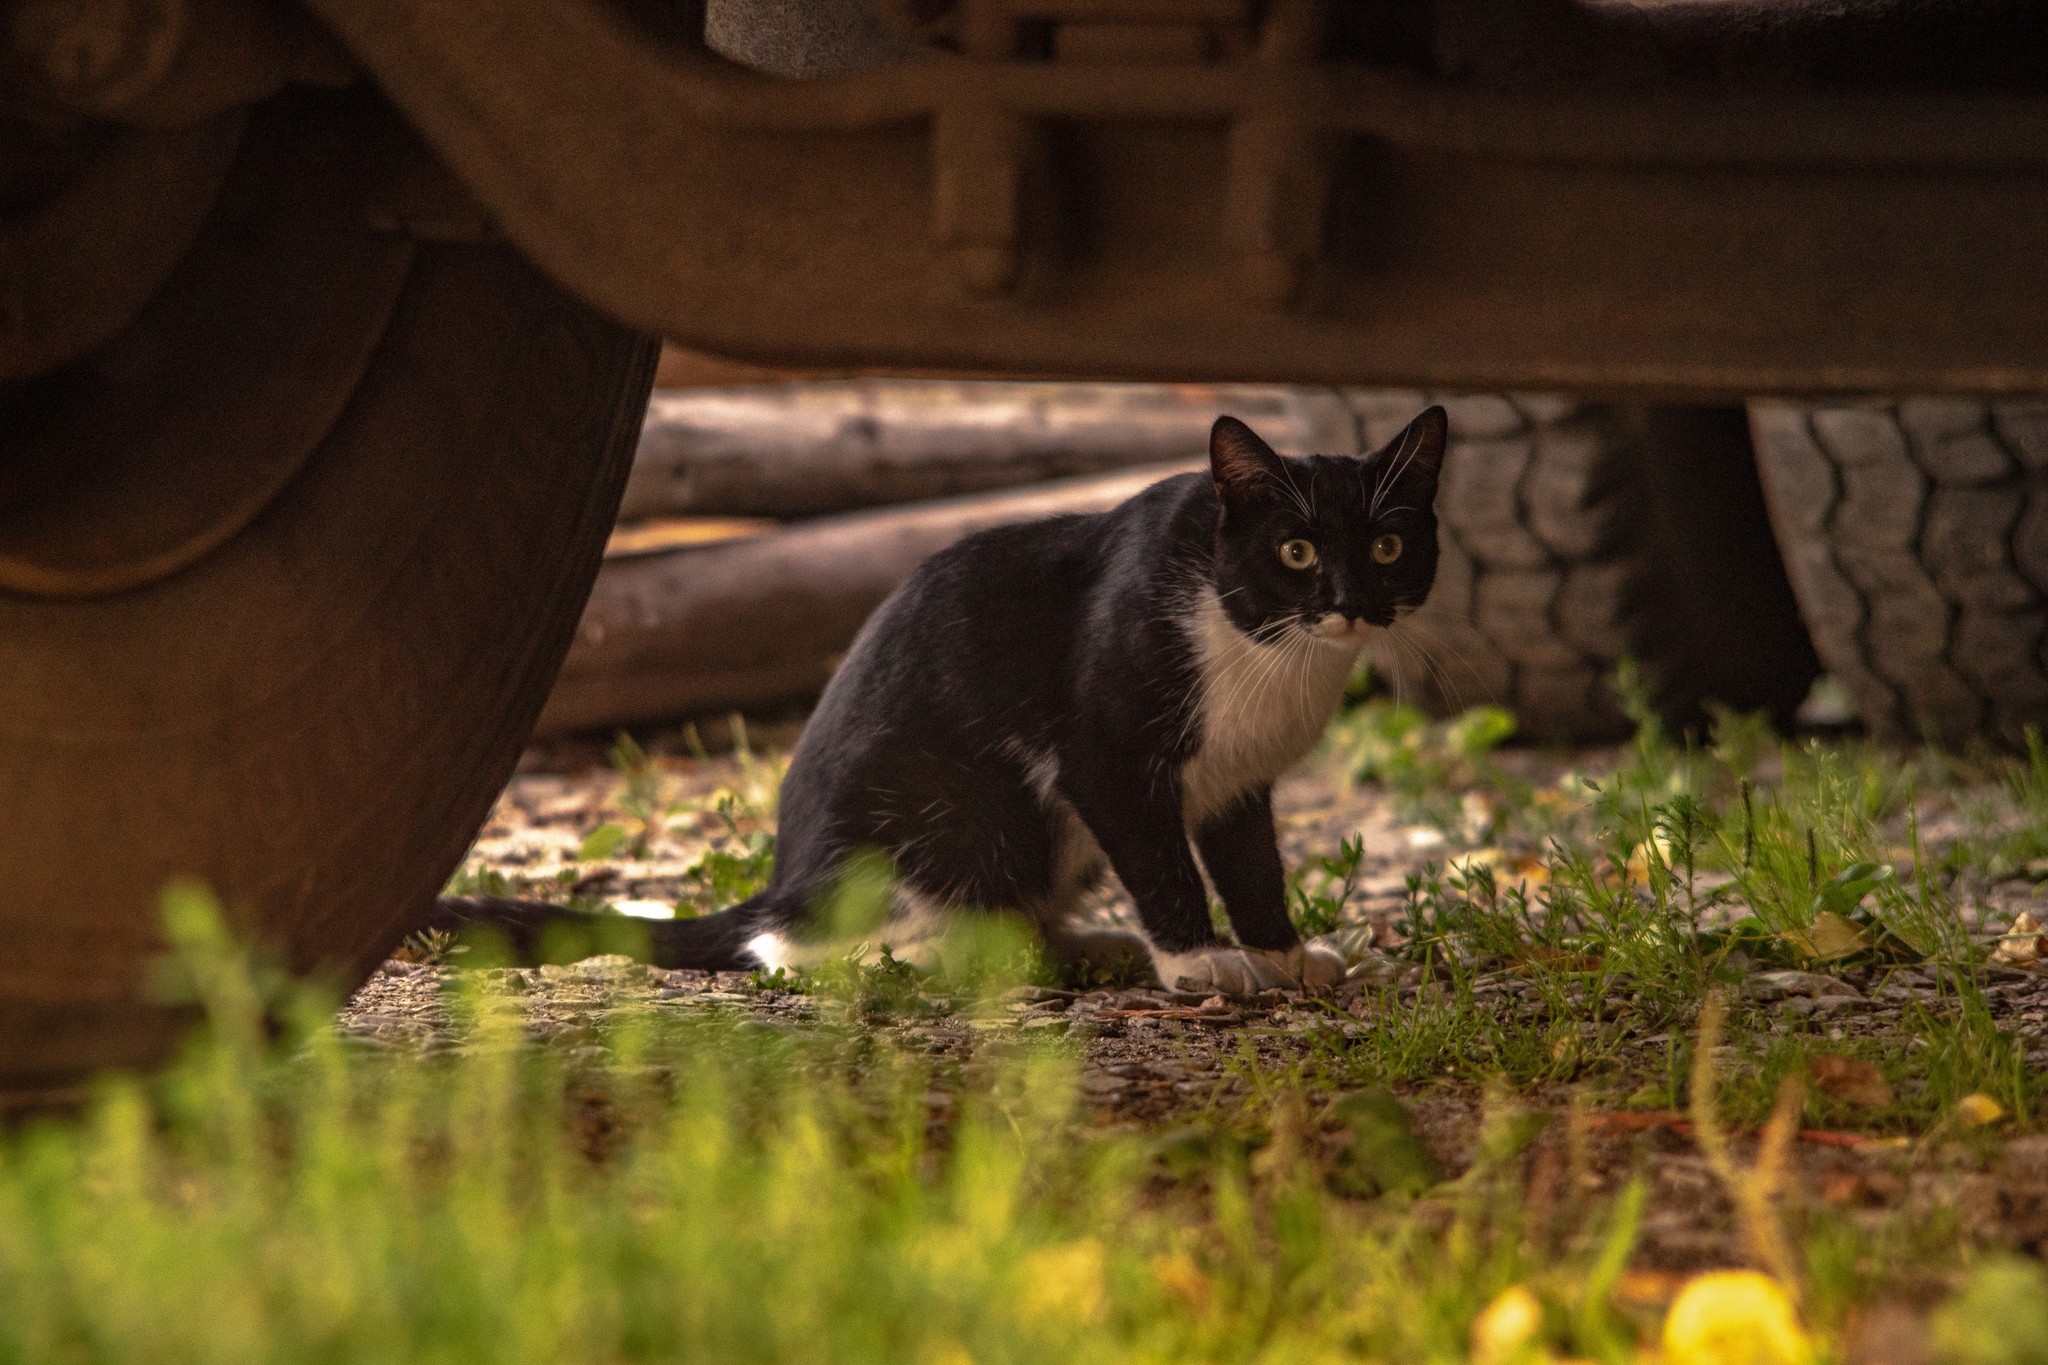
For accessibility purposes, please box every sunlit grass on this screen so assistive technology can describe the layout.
[26,688,2048,1361]
[0,890,1678,1365]
[1306,681,2048,1142]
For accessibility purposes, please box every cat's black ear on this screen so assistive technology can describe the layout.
[1377,405,1448,491]
[1210,415,1287,507]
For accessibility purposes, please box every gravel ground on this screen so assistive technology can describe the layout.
[339,727,2048,1311]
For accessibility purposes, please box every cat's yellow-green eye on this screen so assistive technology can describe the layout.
[1277,539,1318,570]
[1371,534,1404,565]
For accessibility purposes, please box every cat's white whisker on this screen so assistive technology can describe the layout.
[1386,622,1469,715]
[1397,617,1493,703]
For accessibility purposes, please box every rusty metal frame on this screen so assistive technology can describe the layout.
[157,0,2048,393]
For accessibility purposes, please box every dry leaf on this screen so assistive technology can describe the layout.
[1443,848,1554,894]
[1989,911,2047,967]
[1625,830,1676,884]
[1614,1270,1686,1308]
[603,516,774,558]
[1446,847,1504,876]
[1509,851,1552,889]
[1809,1053,1895,1108]
[1820,1171,1867,1206]
[1518,945,1604,974]
[1148,1251,1211,1311]
[1783,911,1871,962]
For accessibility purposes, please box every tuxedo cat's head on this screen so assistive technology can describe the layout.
[1205,406,1446,646]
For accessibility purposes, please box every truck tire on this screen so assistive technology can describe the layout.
[1749,399,2048,745]
[1354,393,1818,742]
[0,90,656,1099]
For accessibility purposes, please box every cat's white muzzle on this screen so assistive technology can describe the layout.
[1304,613,1378,645]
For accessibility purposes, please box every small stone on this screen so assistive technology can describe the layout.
[1783,996,1859,1019]
[1749,970,1865,1003]
[1001,985,1076,1005]
[345,1012,421,1032]
[538,954,645,984]
[1999,1134,2048,1166]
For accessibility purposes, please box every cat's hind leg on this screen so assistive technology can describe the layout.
[1023,799,1154,987]
[1038,923,1154,986]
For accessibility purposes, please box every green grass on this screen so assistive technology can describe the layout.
[1994,726,2048,870]
[0,890,1668,1365]
[22,694,2048,1362]
[1300,681,2048,1143]
[11,894,2026,1365]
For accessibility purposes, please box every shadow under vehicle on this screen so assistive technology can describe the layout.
[5,0,2047,1096]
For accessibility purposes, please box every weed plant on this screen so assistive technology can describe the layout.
[136,689,2048,1361]
[0,888,1678,1365]
[1318,678,2048,1137]
[7,888,2037,1363]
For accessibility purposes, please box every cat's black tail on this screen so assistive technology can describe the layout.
[422,894,774,971]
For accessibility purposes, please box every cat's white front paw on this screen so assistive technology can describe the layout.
[1152,945,1313,996]
[1294,942,1347,990]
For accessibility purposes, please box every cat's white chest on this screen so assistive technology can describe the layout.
[1178,591,1360,829]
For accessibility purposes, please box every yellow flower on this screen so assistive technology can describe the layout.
[1957,1093,2007,1127]
[1662,1271,1812,1365]
[1472,1285,1546,1365]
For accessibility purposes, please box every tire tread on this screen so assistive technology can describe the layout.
[1751,399,2048,743]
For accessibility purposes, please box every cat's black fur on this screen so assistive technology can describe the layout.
[433,408,1446,993]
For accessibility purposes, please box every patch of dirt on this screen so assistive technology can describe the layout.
[341,734,2048,1290]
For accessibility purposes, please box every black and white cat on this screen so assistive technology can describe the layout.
[436,407,1446,994]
